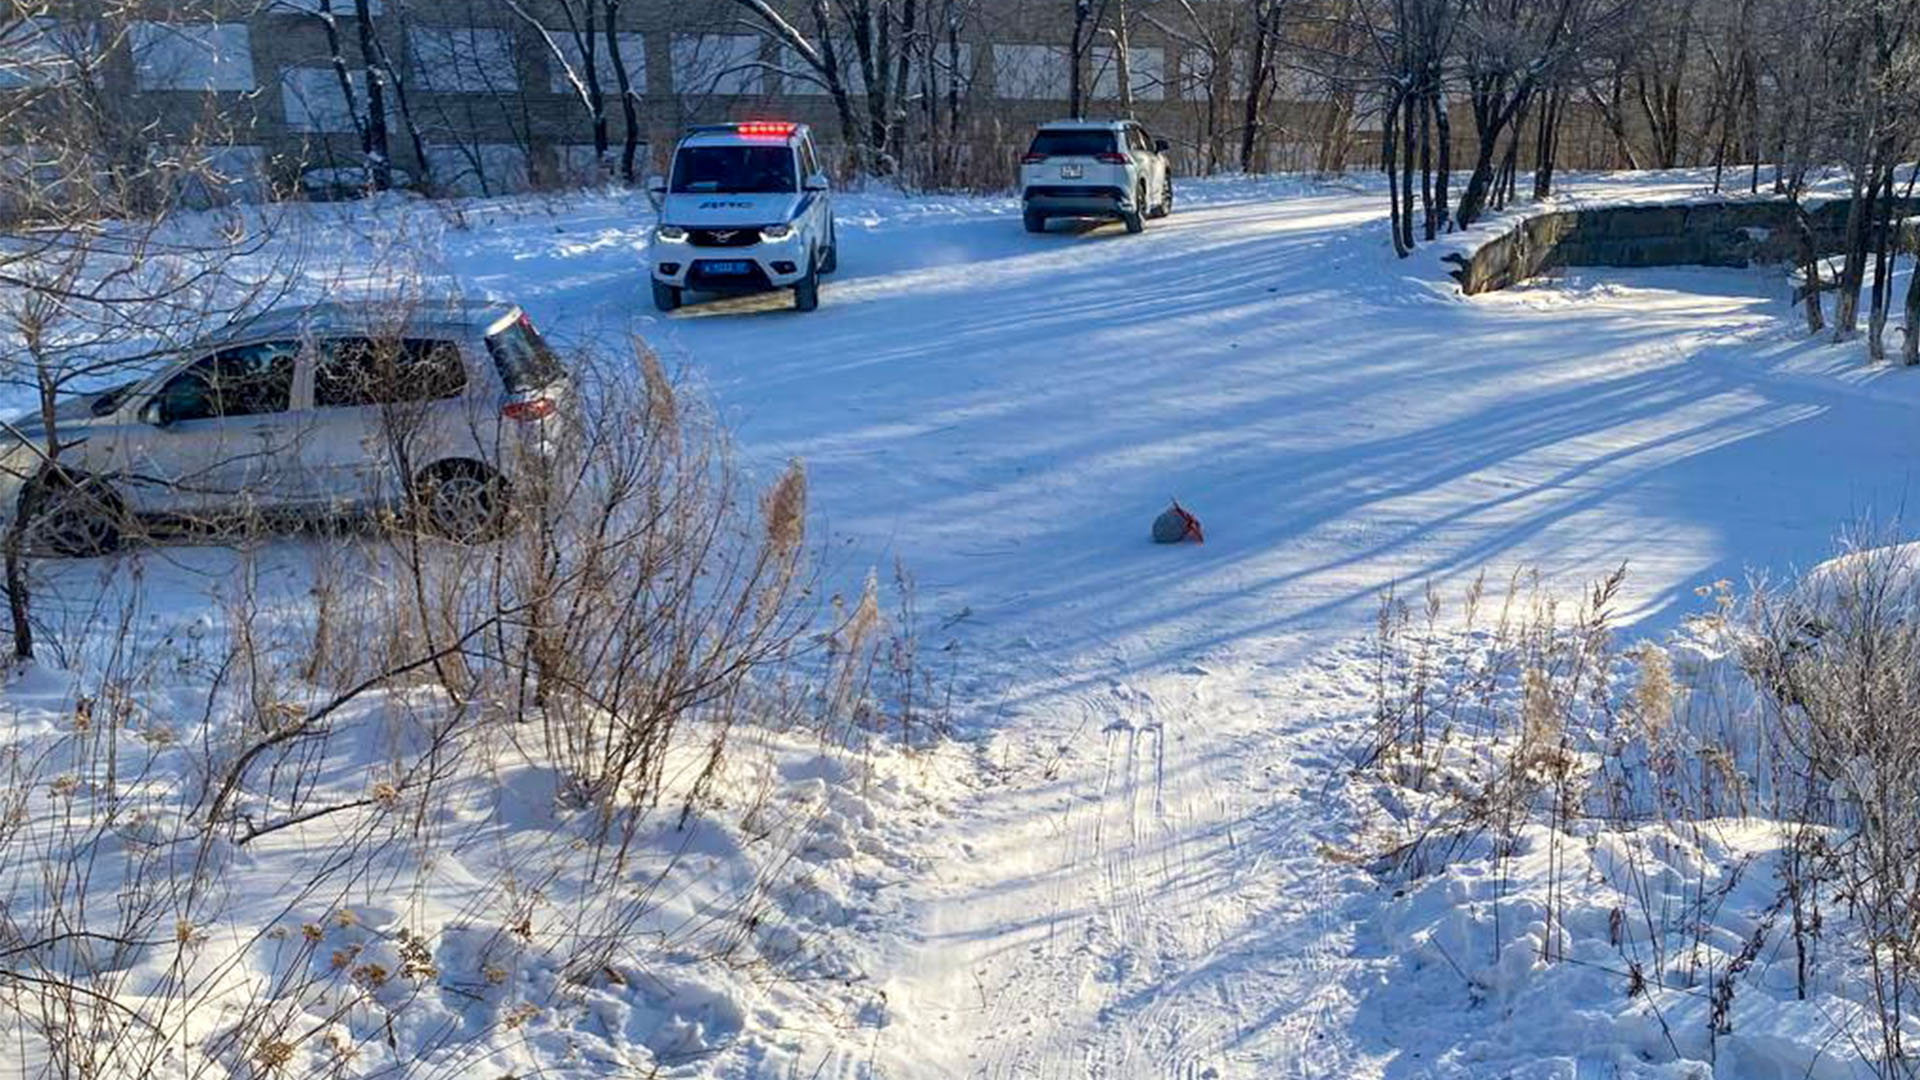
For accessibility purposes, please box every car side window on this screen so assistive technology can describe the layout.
[314,337,468,408]
[800,138,819,182]
[156,342,299,423]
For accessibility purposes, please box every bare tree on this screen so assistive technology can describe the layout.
[0,5,302,661]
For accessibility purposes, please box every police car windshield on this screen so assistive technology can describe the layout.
[670,145,797,194]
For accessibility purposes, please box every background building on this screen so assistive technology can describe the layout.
[2,1,1632,199]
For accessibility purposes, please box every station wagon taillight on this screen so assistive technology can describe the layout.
[502,397,556,422]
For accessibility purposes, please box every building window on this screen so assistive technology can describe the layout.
[410,27,517,94]
[0,18,95,88]
[424,143,529,196]
[1091,47,1163,102]
[1178,48,1246,102]
[132,22,255,92]
[991,44,1067,101]
[282,67,384,133]
[672,34,762,97]
[780,45,862,97]
[545,29,644,96]
[930,42,976,97]
[265,0,385,12]
[151,144,268,207]
[558,143,644,183]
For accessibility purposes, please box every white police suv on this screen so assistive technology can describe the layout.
[646,122,838,313]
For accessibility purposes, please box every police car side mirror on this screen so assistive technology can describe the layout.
[804,173,829,192]
[645,174,666,208]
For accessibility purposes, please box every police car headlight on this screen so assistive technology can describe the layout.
[654,225,688,243]
[760,223,793,242]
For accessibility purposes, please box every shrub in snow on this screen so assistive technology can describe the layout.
[1353,542,1920,1078]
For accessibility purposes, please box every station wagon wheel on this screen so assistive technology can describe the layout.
[22,475,124,558]
[416,461,508,542]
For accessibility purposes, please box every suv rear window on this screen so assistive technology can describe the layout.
[671,145,797,194]
[1027,130,1117,157]
[484,314,566,391]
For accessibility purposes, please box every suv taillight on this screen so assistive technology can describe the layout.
[1095,152,1128,164]
[1021,151,1048,164]
[503,398,556,422]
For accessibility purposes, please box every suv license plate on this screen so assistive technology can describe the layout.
[705,261,751,275]
[1060,165,1083,179]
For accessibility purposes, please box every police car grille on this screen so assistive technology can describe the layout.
[689,228,763,247]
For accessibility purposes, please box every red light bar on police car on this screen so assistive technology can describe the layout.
[735,121,797,138]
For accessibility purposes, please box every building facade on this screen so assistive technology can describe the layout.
[3,2,1623,198]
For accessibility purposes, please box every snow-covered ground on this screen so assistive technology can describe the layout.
[5,171,1920,1077]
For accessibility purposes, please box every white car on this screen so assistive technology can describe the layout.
[0,300,573,554]
[1019,120,1173,234]
[647,121,838,313]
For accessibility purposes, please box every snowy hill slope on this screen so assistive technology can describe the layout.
[2,172,1917,1078]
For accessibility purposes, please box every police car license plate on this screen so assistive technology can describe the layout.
[705,261,751,275]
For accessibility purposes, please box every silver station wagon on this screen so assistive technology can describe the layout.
[0,299,572,555]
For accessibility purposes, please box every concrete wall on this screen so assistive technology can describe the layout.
[1449,199,1920,295]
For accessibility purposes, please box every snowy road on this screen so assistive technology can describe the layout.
[444,177,1920,1077]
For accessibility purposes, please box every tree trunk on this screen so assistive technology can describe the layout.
[1432,88,1451,231]
[1070,1,1091,120]
[353,0,392,189]
[316,0,369,188]
[1454,83,1512,228]
[1400,90,1417,251]
[4,514,32,662]
[1384,94,1406,258]
[1867,162,1897,361]
[1795,205,1826,334]
[606,1,641,182]
[1533,88,1562,200]
[1903,248,1919,366]
[1834,166,1875,339]
[580,3,609,162]
[1239,0,1274,172]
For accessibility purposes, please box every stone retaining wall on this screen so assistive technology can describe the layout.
[1448,199,1920,295]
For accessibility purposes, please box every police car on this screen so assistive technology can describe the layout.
[646,122,838,313]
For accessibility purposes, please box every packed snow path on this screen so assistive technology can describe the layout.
[446,177,1920,1077]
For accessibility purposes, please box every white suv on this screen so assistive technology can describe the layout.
[1019,120,1173,235]
[647,122,838,313]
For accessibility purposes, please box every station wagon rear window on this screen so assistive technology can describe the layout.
[484,314,565,391]
[1027,130,1117,157]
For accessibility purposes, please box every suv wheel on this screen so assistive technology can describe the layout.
[1023,208,1047,233]
[416,461,508,542]
[22,473,124,558]
[793,250,821,312]
[651,279,681,313]
[1152,177,1174,219]
[1122,183,1146,234]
